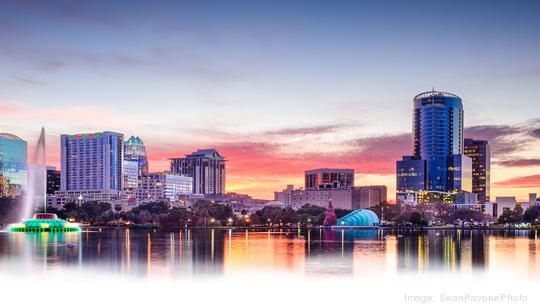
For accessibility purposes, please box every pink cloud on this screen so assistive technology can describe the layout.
[493,175,540,188]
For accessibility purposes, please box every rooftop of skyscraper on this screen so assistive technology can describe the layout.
[0,133,24,141]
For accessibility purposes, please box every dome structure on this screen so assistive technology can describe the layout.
[9,213,80,232]
[336,209,379,227]
[247,200,286,214]
[264,200,286,208]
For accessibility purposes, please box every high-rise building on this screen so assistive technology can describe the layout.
[58,131,124,203]
[124,136,148,176]
[396,90,473,205]
[170,149,225,195]
[0,133,27,198]
[305,168,354,190]
[46,166,61,196]
[464,138,490,204]
[137,172,192,202]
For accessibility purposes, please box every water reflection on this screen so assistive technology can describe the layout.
[1,229,539,278]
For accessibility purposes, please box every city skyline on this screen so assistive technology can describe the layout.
[2,0,540,200]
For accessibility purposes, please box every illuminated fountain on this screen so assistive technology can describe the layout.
[9,127,80,233]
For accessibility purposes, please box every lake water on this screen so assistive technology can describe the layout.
[1,228,540,278]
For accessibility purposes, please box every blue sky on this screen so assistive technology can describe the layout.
[1,0,540,199]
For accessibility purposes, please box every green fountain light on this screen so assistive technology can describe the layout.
[9,213,81,233]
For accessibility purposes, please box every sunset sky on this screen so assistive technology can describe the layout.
[1,0,540,200]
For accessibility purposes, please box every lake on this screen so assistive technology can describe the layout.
[1,228,540,278]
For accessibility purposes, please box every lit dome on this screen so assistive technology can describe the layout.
[336,209,379,227]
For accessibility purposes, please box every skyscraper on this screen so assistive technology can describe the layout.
[170,149,225,195]
[397,90,473,204]
[46,166,61,196]
[58,131,124,203]
[0,133,27,198]
[124,136,148,176]
[464,138,490,204]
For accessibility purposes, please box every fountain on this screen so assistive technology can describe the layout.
[9,127,80,233]
[22,127,47,218]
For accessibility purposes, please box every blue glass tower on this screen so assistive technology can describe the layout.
[0,133,27,198]
[397,90,472,203]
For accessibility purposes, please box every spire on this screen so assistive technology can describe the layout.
[323,199,337,226]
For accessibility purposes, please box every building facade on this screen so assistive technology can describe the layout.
[274,185,294,205]
[273,184,387,210]
[290,188,354,209]
[57,131,124,204]
[305,168,354,190]
[46,166,61,196]
[0,133,27,198]
[464,138,490,204]
[170,149,225,195]
[396,90,473,205]
[124,136,148,176]
[137,172,192,202]
[352,185,387,209]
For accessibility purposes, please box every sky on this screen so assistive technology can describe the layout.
[1,0,540,200]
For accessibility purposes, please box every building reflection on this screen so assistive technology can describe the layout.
[394,230,490,272]
[2,229,540,277]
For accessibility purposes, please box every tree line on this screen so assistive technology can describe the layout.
[3,197,540,229]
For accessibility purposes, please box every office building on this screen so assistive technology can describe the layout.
[124,136,148,176]
[46,166,61,196]
[464,138,490,204]
[170,149,225,195]
[396,90,473,205]
[137,172,192,202]
[305,168,354,190]
[57,131,124,203]
[0,133,27,198]
[274,184,387,210]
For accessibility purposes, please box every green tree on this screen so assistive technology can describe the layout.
[297,204,326,225]
[523,205,540,224]
[255,206,282,225]
[278,207,299,225]
[498,205,524,224]
[334,208,352,219]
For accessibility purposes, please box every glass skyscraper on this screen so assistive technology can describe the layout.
[124,136,148,176]
[397,90,473,204]
[0,133,27,198]
[464,138,490,204]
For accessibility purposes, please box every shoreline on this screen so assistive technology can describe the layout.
[78,224,540,231]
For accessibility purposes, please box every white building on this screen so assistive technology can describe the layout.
[485,194,539,219]
[137,172,192,203]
